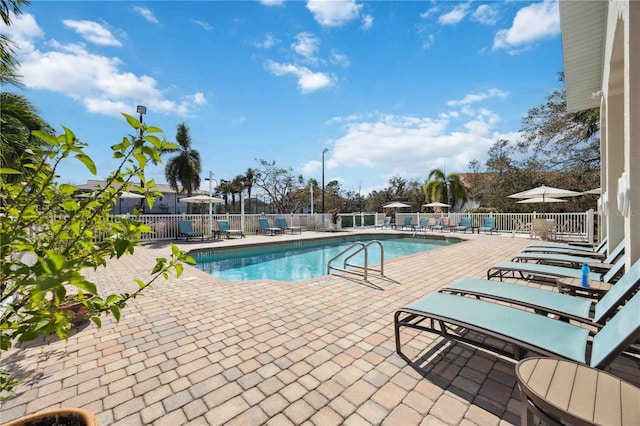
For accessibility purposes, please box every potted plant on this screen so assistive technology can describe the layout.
[0,115,192,409]
[329,208,341,231]
[4,407,97,426]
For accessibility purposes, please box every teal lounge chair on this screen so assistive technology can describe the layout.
[277,217,302,234]
[400,217,414,230]
[178,220,203,241]
[513,240,625,271]
[478,217,496,234]
[258,217,282,236]
[527,237,608,253]
[431,217,450,232]
[453,217,472,233]
[376,216,391,229]
[487,256,625,285]
[442,259,640,328]
[394,283,640,369]
[415,217,429,232]
[216,220,245,239]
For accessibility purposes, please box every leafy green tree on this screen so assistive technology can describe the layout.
[519,73,600,171]
[423,168,467,210]
[230,174,245,212]
[0,115,189,397]
[164,123,201,213]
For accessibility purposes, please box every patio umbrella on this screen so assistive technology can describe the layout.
[515,197,567,204]
[382,202,411,209]
[509,185,580,213]
[118,191,144,214]
[582,187,601,195]
[180,195,224,240]
[423,201,451,213]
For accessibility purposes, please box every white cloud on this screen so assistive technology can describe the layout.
[259,0,285,6]
[2,13,43,51]
[420,7,439,19]
[62,20,122,47]
[361,14,373,30]
[192,19,213,31]
[255,32,279,49]
[232,116,246,124]
[421,34,435,50]
[446,89,508,106]
[330,50,350,67]
[471,4,498,25]
[493,0,560,54]
[302,110,504,184]
[133,6,159,24]
[306,0,362,27]
[292,32,320,62]
[438,3,470,25]
[266,60,335,93]
[11,14,203,118]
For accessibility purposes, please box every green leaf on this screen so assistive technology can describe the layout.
[75,154,97,175]
[91,317,102,328]
[69,280,98,294]
[122,113,141,129]
[0,168,21,175]
[109,305,121,322]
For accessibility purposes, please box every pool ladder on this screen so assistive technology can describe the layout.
[327,240,384,282]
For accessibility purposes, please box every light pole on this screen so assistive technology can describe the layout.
[136,105,147,138]
[445,179,452,213]
[322,148,329,214]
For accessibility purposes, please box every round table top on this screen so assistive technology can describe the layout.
[516,357,640,426]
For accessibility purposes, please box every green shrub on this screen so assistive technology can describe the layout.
[0,114,191,398]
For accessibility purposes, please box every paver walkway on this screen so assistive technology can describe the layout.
[2,230,638,425]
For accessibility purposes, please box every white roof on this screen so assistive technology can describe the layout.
[559,0,607,112]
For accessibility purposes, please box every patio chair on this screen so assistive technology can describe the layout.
[258,217,282,236]
[399,216,414,230]
[277,217,302,234]
[178,220,203,241]
[478,217,496,234]
[216,219,245,239]
[431,217,450,232]
[375,216,392,229]
[453,217,472,233]
[394,282,640,369]
[426,217,439,231]
[414,217,429,232]
[441,259,640,328]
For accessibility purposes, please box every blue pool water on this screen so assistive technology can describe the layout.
[191,235,454,282]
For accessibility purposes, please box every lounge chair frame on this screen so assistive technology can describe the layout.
[478,217,496,234]
[216,220,245,239]
[394,290,640,369]
[178,220,203,241]
[453,217,472,233]
[277,217,302,234]
[258,218,283,236]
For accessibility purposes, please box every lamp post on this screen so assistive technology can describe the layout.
[136,105,147,138]
[322,148,329,214]
[205,171,218,225]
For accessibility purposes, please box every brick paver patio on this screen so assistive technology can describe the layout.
[2,230,638,425]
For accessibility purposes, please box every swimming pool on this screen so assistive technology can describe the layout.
[190,234,455,282]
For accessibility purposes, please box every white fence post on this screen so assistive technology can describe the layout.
[586,209,594,244]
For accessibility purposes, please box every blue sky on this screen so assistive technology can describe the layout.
[5,0,564,195]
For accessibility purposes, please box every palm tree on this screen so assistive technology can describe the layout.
[1,92,54,176]
[229,175,244,212]
[242,168,255,213]
[423,168,467,211]
[218,179,232,212]
[164,123,201,213]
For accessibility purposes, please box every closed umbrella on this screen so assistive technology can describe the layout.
[180,195,224,240]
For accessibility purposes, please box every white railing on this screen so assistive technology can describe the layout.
[109,210,599,243]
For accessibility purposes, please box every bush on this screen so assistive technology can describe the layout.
[0,114,192,398]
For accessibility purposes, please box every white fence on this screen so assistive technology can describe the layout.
[122,210,599,243]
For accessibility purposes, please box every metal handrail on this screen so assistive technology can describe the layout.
[327,240,384,281]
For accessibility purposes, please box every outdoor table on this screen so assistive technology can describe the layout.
[556,277,611,300]
[516,357,640,426]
